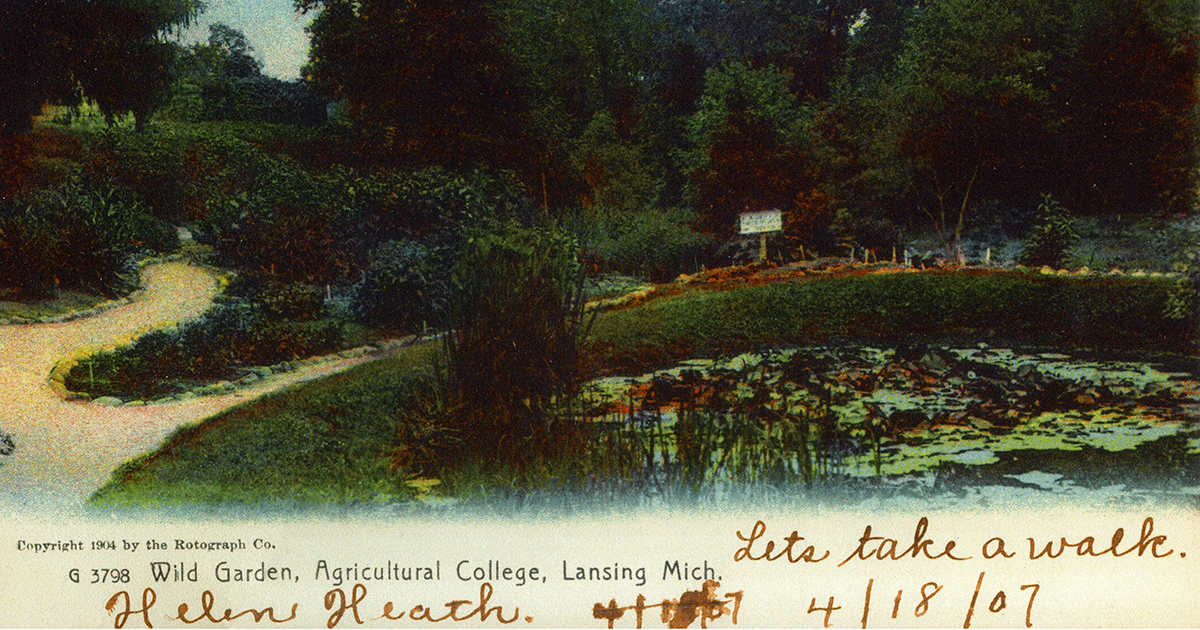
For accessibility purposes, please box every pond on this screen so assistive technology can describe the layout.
[567,344,1199,502]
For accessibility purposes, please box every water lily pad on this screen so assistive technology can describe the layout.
[574,344,1198,486]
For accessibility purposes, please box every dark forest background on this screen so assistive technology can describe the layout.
[1,0,1196,294]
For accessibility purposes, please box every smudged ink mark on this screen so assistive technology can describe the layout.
[0,429,15,464]
[592,580,743,628]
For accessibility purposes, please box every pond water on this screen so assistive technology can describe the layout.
[573,344,1199,500]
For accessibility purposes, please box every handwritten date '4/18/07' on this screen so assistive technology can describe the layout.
[806,573,1038,629]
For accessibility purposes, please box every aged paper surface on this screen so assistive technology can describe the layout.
[1,2,1198,628]
[3,507,1199,626]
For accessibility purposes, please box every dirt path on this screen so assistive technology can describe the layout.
[0,262,383,515]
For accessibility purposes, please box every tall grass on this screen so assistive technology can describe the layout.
[441,223,595,466]
[438,353,863,501]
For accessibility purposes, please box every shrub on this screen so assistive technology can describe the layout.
[87,123,273,223]
[576,208,713,282]
[133,215,181,253]
[243,320,343,366]
[196,154,350,283]
[66,282,345,400]
[0,128,85,201]
[1146,214,1200,273]
[1164,241,1199,323]
[317,166,518,270]
[197,164,532,287]
[1019,195,1078,268]
[257,282,325,322]
[0,176,175,297]
[827,205,897,257]
[681,62,817,236]
[352,239,445,331]
[569,111,664,213]
[162,76,327,126]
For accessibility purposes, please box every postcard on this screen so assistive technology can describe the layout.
[1,0,1197,627]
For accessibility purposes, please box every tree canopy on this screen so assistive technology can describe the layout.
[292,0,1196,228]
[0,0,203,135]
[299,0,533,168]
[161,23,326,125]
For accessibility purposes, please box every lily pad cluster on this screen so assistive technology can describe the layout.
[574,345,1199,488]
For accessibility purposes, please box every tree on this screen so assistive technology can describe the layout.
[1054,0,1198,214]
[297,0,532,168]
[806,1,921,239]
[499,0,656,145]
[297,0,356,101]
[163,23,326,124]
[680,62,820,236]
[0,0,203,135]
[650,0,884,103]
[174,23,263,81]
[817,0,1197,252]
[71,28,180,130]
[0,3,76,135]
[497,0,660,208]
[568,111,663,214]
[205,23,262,78]
[875,0,1061,260]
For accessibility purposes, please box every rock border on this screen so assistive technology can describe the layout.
[1,291,146,327]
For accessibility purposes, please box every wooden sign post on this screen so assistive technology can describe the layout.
[738,209,783,262]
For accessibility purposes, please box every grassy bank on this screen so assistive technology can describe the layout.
[89,269,1197,508]
[90,343,443,508]
[586,269,1195,374]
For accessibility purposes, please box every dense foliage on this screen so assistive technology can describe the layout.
[161,24,327,125]
[293,0,1196,243]
[0,0,203,135]
[0,175,176,296]
[3,0,1194,299]
[299,0,534,168]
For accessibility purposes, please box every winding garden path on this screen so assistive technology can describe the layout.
[0,262,383,515]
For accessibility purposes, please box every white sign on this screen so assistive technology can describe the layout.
[738,209,783,235]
